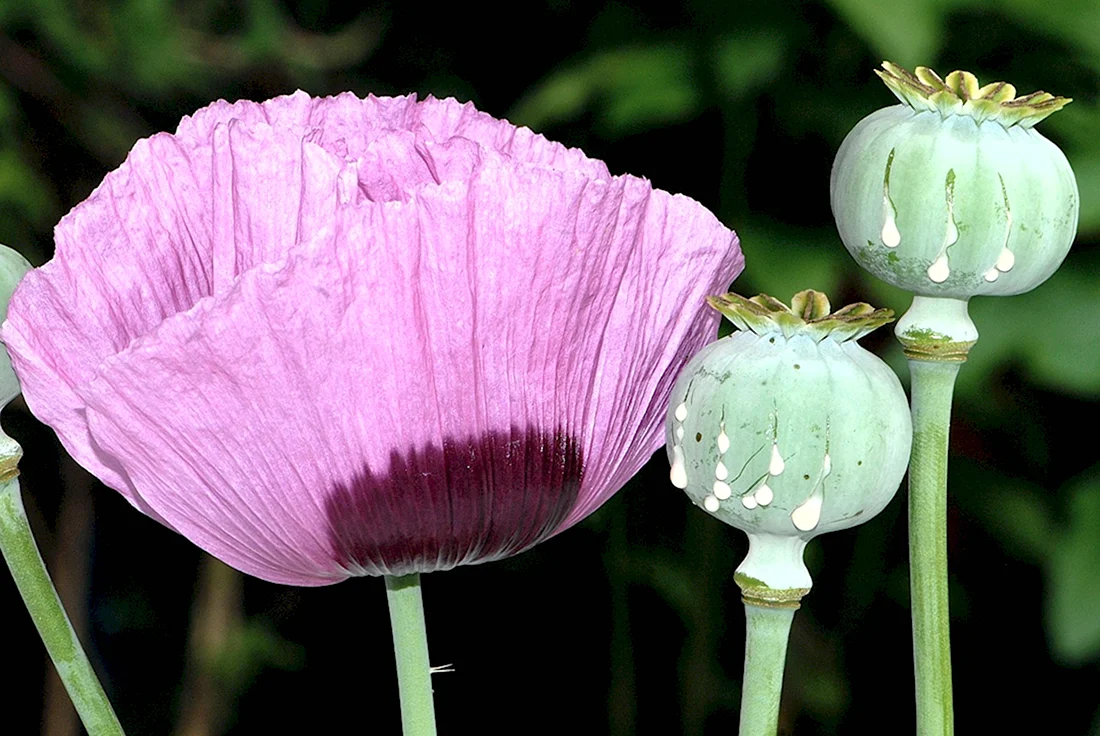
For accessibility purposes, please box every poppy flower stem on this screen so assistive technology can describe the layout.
[896,296,972,736]
[385,573,437,736]
[906,358,960,736]
[738,603,794,735]
[0,438,125,736]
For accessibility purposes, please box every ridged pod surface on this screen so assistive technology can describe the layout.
[831,62,1078,298]
[666,291,911,594]
[0,245,30,407]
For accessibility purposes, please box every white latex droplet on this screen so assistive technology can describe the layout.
[670,445,688,489]
[791,495,823,532]
[674,402,688,422]
[996,247,1015,272]
[704,495,720,512]
[822,453,832,477]
[713,481,732,500]
[768,444,785,476]
[675,426,685,441]
[881,203,901,248]
[715,461,728,481]
[927,253,951,283]
[755,484,774,506]
[717,428,730,455]
[741,494,759,510]
[983,267,1000,282]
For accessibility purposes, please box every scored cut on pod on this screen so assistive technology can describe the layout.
[666,290,912,593]
[831,62,1078,299]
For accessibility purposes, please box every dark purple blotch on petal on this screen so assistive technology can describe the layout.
[325,426,583,576]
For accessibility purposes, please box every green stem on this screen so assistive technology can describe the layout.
[907,358,959,736]
[385,573,437,736]
[0,466,125,735]
[738,604,795,736]
[895,294,973,736]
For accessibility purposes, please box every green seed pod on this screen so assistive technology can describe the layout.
[831,62,1078,299]
[0,244,31,408]
[667,291,911,602]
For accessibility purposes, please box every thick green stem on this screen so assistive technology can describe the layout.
[0,465,125,735]
[385,573,437,736]
[896,295,971,736]
[738,604,795,736]
[907,358,959,736]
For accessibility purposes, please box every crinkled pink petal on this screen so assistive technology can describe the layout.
[4,93,742,585]
[4,114,342,514]
[175,91,611,183]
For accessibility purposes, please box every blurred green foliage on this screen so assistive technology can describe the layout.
[0,1,1098,734]
[0,0,380,264]
[1047,468,1100,665]
[515,1,1100,732]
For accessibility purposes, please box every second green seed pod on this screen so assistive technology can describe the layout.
[667,291,912,595]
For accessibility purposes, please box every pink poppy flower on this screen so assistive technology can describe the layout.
[2,92,742,586]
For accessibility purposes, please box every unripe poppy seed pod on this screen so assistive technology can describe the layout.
[667,291,911,602]
[0,244,31,408]
[831,62,1077,299]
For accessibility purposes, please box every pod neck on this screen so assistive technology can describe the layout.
[734,533,811,609]
[896,295,978,362]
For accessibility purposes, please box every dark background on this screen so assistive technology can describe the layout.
[1,1,1099,734]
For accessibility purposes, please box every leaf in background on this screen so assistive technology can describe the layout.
[1046,467,1100,665]
[951,461,1056,565]
[23,0,111,75]
[963,256,1100,398]
[735,223,846,300]
[115,0,178,89]
[712,32,785,97]
[998,0,1100,61]
[824,0,946,67]
[0,148,53,224]
[216,620,306,694]
[626,548,701,622]
[510,43,700,135]
[510,31,785,136]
